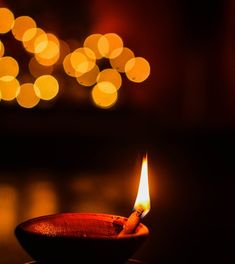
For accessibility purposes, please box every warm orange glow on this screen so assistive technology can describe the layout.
[26,181,58,218]
[84,34,103,59]
[0,40,5,57]
[70,47,96,74]
[134,155,150,217]
[97,69,122,90]
[0,56,19,78]
[92,81,118,108]
[58,40,70,64]
[0,8,15,34]
[76,64,100,87]
[12,16,36,41]
[125,57,150,83]
[110,47,134,73]
[0,77,20,101]
[0,185,17,240]
[35,34,60,66]
[63,53,82,77]
[23,28,48,54]
[16,83,40,108]
[34,75,59,100]
[98,33,123,59]
[29,57,54,78]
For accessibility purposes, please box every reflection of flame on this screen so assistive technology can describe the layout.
[134,155,150,217]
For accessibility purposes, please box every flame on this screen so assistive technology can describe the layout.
[134,155,150,217]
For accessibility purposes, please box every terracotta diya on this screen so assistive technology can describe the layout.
[15,156,151,263]
[16,213,149,263]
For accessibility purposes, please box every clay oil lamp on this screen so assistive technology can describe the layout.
[15,156,151,263]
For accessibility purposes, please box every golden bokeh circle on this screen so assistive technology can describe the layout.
[125,57,150,83]
[97,69,122,90]
[0,56,19,78]
[0,77,20,101]
[34,75,59,100]
[70,47,96,74]
[98,33,123,59]
[12,16,36,41]
[16,83,40,108]
[92,81,118,108]
[76,64,100,87]
[110,47,134,73]
[84,34,103,59]
[0,8,15,34]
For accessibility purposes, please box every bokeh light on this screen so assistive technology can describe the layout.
[26,181,58,219]
[110,47,134,73]
[23,28,48,54]
[92,81,118,108]
[98,33,123,59]
[0,40,5,57]
[57,39,70,64]
[70,47,96,74]
[29,57,54,78]
[125,57,150,83]
[0,8,15,34]
[0,185,17,240]
[76,64,100,86]
[84,34,103,59]
[34,75,59,100]
[35,34,60,66]
[97,69,122,90]
[0,77,20,101]
[16,83,40,108]
[0,56,19,78]
[11,16,36,41]
[63,53,81,77]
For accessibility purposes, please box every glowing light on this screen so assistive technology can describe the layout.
[110,47,134,73]
[0,56,19,78]
[97,69,122,90]
[34,75,59,100]
[63,53,81,77]
[26,181,58,218]
[0,77,20,101]
[76,64,100,86]
[84,34,103,59]
[16,83,40,108]
[29,57,54,78]
[0,185,17,240]
[0,8,15,34]
[134,155,150,217]
[70,47,96,74]
[125,57,150,83]
[57,39,70,64]
[23,28,48,54]
[0,40,5,57]
[35,34,60,66]
[12,16,36,41]
[92,81,118,108]
[98,33,123,59]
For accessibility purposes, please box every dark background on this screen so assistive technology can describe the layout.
[0,0,235,263]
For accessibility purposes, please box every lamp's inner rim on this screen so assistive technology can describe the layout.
[18,212,149,239]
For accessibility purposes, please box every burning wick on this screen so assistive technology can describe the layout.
[118,155,150,236]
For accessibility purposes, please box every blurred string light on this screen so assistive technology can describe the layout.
[0,6,150,109]
[0,40,5,57]
[64,33,150,108]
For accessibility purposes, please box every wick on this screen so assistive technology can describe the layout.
[118,206,144,237]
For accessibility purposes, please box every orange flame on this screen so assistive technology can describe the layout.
[134,155,150,217]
